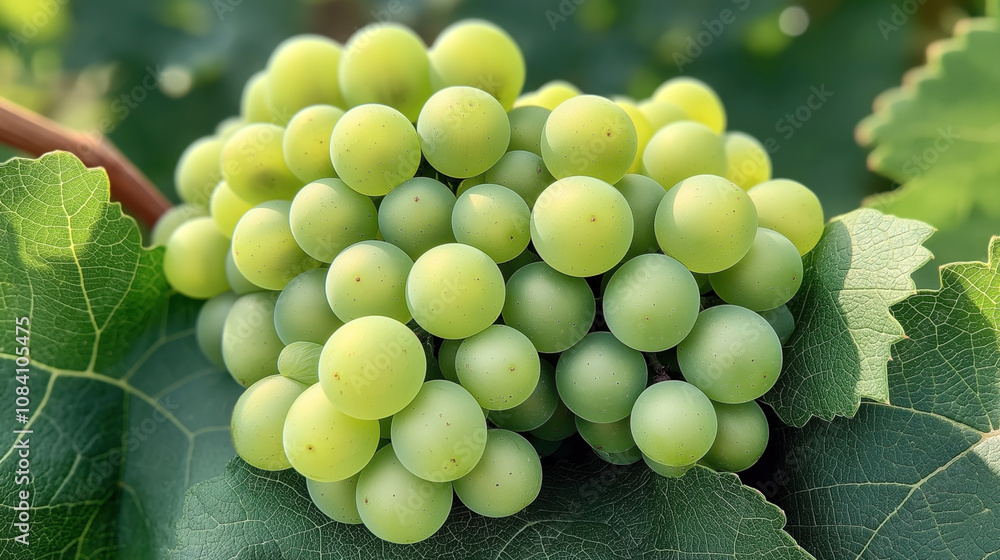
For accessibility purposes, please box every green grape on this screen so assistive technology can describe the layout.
[701,400,769,473]
[555,332,646,423]
[497,249,541,281]
[456,325,540,410]
[307,475,361,524]
[501,262,595,353]
[484,150,554,209]
[196,291,239,368]
[221,123,302,204]
[289,178,378,263]
[232,200,321,291]
[642,121,727,190]
[614,174,667,260]
[318,316,426,420]
[417,86,510,178]
[452,184,530,263]
[530,176,633,277]
[540,95,637,184]
[453,429,542,518]
[456,174,485,197]
[630,380,717,467]
[283,384,380,481]
[326,240,413,323]
[603,254,701,352]
[709,228,803,311]
[724,131,772,189]
[615,100,653,173]
[225,248,263,295]
[526,80,579,110]
[594,446,642,466]
[378,177,457,259]
[222,292,283,387]
[748,179,825,256]
[529,400,577,441]
[429,19,526,111]
[506,106,550,156]
[488,360,558,431]
[216,116,244,140]
[274,269,344,345]
[267,35,344,118]
[356,445,453,544]
[150,203,206,246]
[391,380,488,482]
[174,136,223,207]
[277,341,322,385]
[576,416,635,453]
[437,339,462,383]
[637,99,688,131]
[643,454,694,478]
[330,104,421,196]
[652,77,726,133]
[164,217,230,299]
[339,23,432,121]
[677,305,782,404]
[210,181,254,238]
[240,71,273,123]
[654,174,758,274]
[758,304,795,344]
[231,374,306,471]
[406,243,505,339]
[282,105,344,184]
[526,434,563,458]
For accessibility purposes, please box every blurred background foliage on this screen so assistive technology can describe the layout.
[0,0,991,286]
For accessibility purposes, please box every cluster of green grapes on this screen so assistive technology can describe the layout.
[154,18,826,545]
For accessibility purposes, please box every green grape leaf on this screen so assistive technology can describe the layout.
[858,17,1000,288]
[0,152,242,559]
[774,236,1000,559]
[170,456,813,559]
[762,208,933,427]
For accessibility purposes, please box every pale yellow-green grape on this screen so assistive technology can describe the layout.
[216,116,244,141]
[654,174,758,273]
[150,203,206,246]
[274,269,344,345]
[456,174,486,197]
[318,316,425,420]
[164,217,230,299]
[594,446,643,466]
[724,131,772,189]
[175,136,223,207]
[378,177,457,259]
[642,121,727,190]
[637,99,688,131]
[209,181,254,238]
[677,305,782,403]
[643,454,694,478]
[326,240,413,323]
[506,106,550,156]
[231,375,306,471]
[282,383,380,481]
[759,304,795,344]
[330,104,421,196]
[630,380,717,467]
[452,184,530,263]
[289,178,378,263]
[196,291,239,368]
[530,176,633,277]
[529,399,577,441]
[267,35,344,120]
[748,179,825,256]
[488,360,558,432]
[307,476,361,524]
[455,324,540,410]
[528,80,580,110]
[221,123,302,204]
[652,77,726,133]
[437,339,462,383]
[417,86,510,178]
[232,200,321,291]
[339,23,432,121]
[540,95,637,184]
[484,150,554,209]
[604,254,701,352]
[356,445,453,544]
[225,248,263,295]
[701,400,769,473]
[710,228,804,311]
[453,430,541,518]
[429,19,526,111]
[405,243,505,339]
[277,341,322,386]
[555,332,646,422]
[615,100,653,173]
[391,380,488,482]
[501,262,595,353]
[282,105,344,184]
[576,416,635,454]
[221,292,283,388]
[240,71,273,123]
[614,174,667,260]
